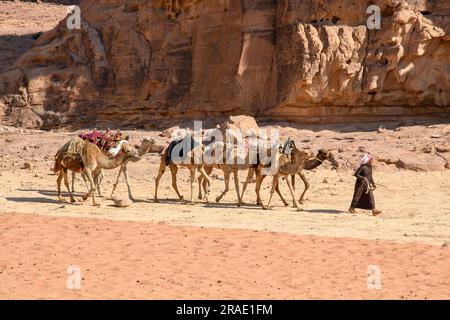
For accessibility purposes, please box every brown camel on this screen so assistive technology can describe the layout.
[110,138,164,201]
[240,148,338,208]
[54,137,93,203]
[291,149,339,204]
[81,141,138,206]
[154,136,211,204]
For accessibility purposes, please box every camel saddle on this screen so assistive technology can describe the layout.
[280,138,295,156]
[79,130,118,152]
[166,134,197,165]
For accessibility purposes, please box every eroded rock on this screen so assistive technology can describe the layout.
[0,0,448,128]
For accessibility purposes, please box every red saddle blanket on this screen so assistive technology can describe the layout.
[79,130,116,151]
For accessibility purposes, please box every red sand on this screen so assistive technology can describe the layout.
[1,212,449,299]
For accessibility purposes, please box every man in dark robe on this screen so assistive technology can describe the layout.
[349,154,382,216]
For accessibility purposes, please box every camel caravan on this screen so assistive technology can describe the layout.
[53,116,338,210]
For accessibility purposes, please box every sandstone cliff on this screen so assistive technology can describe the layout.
[0,0,449,129]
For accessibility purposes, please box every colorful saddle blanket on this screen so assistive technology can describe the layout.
[79,130,121,151]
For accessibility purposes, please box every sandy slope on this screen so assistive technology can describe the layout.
[1,213,449,299]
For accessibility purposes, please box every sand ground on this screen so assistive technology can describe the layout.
[0,124,449,299]
[1,212,450,300]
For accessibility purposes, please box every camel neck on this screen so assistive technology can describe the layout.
[138,145,150,157]
[97,151,128,169]
[304,158,323,170]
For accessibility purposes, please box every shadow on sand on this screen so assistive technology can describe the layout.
[305,208,346,214]
[6,196,61,204]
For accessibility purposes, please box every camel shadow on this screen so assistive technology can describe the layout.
[140,198,188,205]
[201,201,262,210]
[5,196,61,204]
[305,208,346,214]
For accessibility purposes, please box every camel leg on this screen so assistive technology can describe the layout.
[255,173,266,206]
[275,183,289,206]
[71,171,76,193]
[233,170,242,207]
[198,166,211,202]
[298,172,309,204]
[80,172,89,192]
[216,169,230,203]
[262,174,279,210]
[169,164,183,200]
[92,171,101,206]
[123,167,134,201]
[291,174,296,207]
[197,174,204,200]
[202,178,210,201]
[63,169,76,203]
[111,166,123,198]
[154,160,166,202]
[82,170,98,206]
[199,166,212,200]
[97,171,104,197]
[285,174,302,211]
[189,168,196,204]
[241,168,253,204]
[57,170,64,202]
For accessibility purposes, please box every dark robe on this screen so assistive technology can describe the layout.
[350,164,376,210]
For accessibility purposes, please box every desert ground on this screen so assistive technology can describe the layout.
[1,122,450,299]
[1,1,450,300]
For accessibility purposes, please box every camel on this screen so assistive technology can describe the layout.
[197,140,260,207]
[154,135,211,204]
[54,137,94,203]
[81,141,138,206]
[251,144,309,211]
[70,171,103,195]
[110,138,163,201]
[291,149,339,204]
[240,148,338,208]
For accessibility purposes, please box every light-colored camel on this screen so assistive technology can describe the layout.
[256,145,309,210]
[81,141,138,206]
[110,138,164,201]
[197,140,260,207]
[154,138,211,204]
[241,148,339,206]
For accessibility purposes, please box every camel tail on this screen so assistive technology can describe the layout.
[52,159,61,174]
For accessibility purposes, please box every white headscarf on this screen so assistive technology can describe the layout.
[356,153,373,170]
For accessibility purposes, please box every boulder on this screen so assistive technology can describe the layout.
[111,197,131,208]
[396,154,446,171]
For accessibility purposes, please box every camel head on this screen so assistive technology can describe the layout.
[317,149,339,169]
[133,138,164,153]
[143,137,165,153]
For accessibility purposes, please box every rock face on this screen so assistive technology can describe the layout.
[0,0,449,129]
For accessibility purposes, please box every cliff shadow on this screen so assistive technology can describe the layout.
[0,33,45,73]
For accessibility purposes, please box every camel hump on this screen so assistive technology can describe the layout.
[165,134,198,164]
